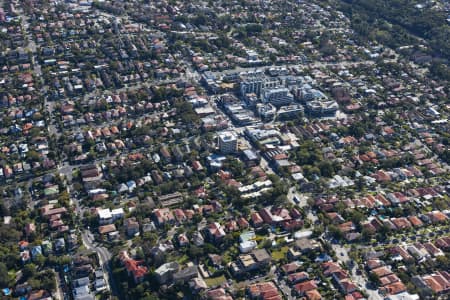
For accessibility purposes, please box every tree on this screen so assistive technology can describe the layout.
[0,262,11,286]
[349,123,365,138]
[22,263,37,279]
[261,239,272,249]
[245,23,263,34]
[224,158,244,177]
[0,225,21,244]
[34,254,46,268]
[328,225,343,240]
[429,62,450,81]
[377,225,391,240]
[37,270,56,290]
[188,245,203,260]
[347,210,365,226]
[361,227,374,241]
[203,243,219,254]
[0,116,12,128]
[274,195,288,207]
[235,289,245,298]
[318,160,335,177]
[26,150,40,162]
[368,272,380,286]
[435,255,450,270]
[223,234,235,249]
[192,13,208,26]
[312,225,324,237]
[269,53,277,63]
[141,294,159,300]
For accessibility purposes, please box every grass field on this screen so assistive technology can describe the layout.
[205,275,227,287]
[271,246,289,261]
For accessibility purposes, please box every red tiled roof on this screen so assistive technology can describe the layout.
[248,282,281,300]
[287,271,309,283]
[379,274,400,287]
[305,289,322,300]
[119,251,148,281]
[408,216,423,227]
[294,280,318,293]
[339,278,357,294]
[99,224,117,234]
[381,281,406,295]
[372,266,393,278]
[281,262,301,274]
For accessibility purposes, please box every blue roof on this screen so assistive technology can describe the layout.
[126,180,136,187]
[208,154,226,161]
[2,288,11,296]
[31,246,42,257]
[315,253,332,262]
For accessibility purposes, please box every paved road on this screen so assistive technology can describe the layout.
[332,243,382,300]
[233,265,278,290]
[15,7,67,299]
[287,186,308,207]
[210,60,376,77]
[81,231,117,296]
[17,6,41,75]
[277,278,294,300]
[53,269,64,300]
[45,97,59,137]
[286,187,318,224]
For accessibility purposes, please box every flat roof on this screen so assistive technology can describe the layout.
[98,208,112,219]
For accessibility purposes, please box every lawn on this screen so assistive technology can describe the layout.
[271,246,289,261]
[175,254,189,265]
[205,275,227,287]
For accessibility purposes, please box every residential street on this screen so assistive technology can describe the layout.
[81,231,117,297]
[1,0,449,299]
[332,243,382,300]
[53,269,64,300]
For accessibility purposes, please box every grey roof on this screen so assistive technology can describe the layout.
[73,276,90,287]
[94,270,104,278]
[73,285,90,296]
[94,279,106,288]
[173,265,198,281]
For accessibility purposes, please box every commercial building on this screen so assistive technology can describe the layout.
[240,71,264,96]
[296,85,328,103]
[224,103,257,125]
[277,104,304,120]
[154,262,180,284]
[218,132,238,154]
[305,100,339,116]
[256,103,276,121]
[240,71,281,98]
[263,87,294,107]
